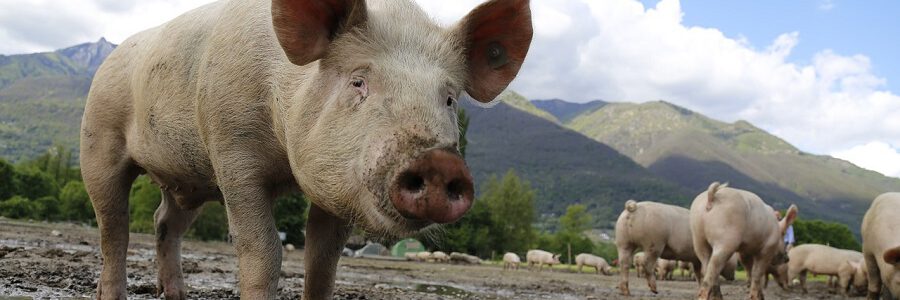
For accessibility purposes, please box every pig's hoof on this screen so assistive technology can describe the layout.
[97,284,126,300]
[617,282,630,296]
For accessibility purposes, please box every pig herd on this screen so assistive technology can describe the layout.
[610,184,900,300]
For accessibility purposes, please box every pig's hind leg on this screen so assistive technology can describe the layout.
[154,191,202,299]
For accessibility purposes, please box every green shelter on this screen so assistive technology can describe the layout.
[391,238,426,257]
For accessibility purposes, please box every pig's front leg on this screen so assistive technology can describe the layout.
[303,203,352,300]
[223,186,282,299]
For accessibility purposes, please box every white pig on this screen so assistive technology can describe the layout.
[432,251,449,263]
[656,258,678,281]
[503,252,521,270]
[690,182,797,300]
[862,192,900,299]
[576,253,612,275]
[787,244,867,295]
[80,0,533,298]
[526,249,560,272]
[615,200,703,295]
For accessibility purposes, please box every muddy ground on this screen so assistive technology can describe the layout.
[0,219,863,299]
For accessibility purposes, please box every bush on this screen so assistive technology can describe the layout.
[0,196,40,219]
[34,196,61,220]
[0,158,16,200]
[59,181,93,222]
[189,201,229,241]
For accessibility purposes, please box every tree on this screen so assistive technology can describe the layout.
[793,218,861,251]
[482,170,537,254]
[550,204,595,263]
[559,204,592,234]
[274,192,308,246]
[15,167,57,200]
[0,158,16,200]
[59,181,93,222]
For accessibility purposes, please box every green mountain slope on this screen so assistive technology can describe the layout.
[464,93,691,225]
[532,99,606,123]
[0,39,115,161]
[553,100,900,229]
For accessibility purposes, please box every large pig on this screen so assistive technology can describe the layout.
[690,182,797,300]
[576,253,612,275]
[862,192,900,299]
[657,258,678,281]
[79,0,533,298]
[615,200,703,295]
[526,249,561,272]
[503,252,521,270]
[787,244,867,295]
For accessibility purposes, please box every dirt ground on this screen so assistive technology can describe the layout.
[0,219,865,299]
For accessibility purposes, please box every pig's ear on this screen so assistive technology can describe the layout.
[885,246,900,265]
[272,0,368,66]
[456,0,533,103]
[780,205,798,235]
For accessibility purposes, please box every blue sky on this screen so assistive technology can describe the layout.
[671,0,900,94]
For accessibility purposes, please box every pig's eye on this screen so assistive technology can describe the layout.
[350,77,368,98]
[446,95,455,107]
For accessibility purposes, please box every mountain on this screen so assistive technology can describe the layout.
[540,99,900,230]
[532,99,607,123]
[0,38,115,161]
[464,91,691,225]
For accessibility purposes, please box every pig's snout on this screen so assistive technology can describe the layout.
[390,148,474,223]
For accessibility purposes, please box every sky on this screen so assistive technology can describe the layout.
[0,0,898,178]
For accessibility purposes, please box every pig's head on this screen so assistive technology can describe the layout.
[274,0,533,237]
[552,254,561,264]
[771,205,798,264]
[885,246,900,296]
[849,260,868,294]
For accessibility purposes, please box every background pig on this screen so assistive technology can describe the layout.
[527,250,561,272]
[862,192,900,299]
[503,252,521,271]
[615,200,703,295]
[450,252,482,265]
[576,253,612,275]
[633,252,647,278]
[80,0,533,298]
[690,182,797,300]
[680,261,695,279]
[417,251,434,263]
[432,251,450,263]
[656,258,678,281]
[787,244,866,295]
[721,254,739,281]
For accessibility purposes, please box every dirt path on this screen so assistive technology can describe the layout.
[0,219,861,299]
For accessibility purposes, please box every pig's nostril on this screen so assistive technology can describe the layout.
[398,171,425,193]
[446,178,468,202]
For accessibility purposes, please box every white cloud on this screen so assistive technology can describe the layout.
[0,0,896,177]
[832,142,900,178]
[0,0,214,54]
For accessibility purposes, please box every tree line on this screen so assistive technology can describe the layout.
[0,145,307,245]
